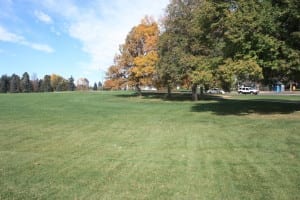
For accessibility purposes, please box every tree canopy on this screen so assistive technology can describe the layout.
[103,1,299,100]
[155,0,300,99]
[105,16,159,94]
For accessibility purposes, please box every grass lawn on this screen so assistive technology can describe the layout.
[0,91,299,199]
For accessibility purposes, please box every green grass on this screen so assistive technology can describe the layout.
[0,91,299,199]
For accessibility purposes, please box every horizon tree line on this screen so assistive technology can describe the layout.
[0,72,104,93]
[0,72,77,93]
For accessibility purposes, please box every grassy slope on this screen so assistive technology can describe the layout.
[0,92,299,199]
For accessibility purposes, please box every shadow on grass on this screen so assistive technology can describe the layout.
[115,91,300,115]
[114,91,224,102]
[191,99,300,115]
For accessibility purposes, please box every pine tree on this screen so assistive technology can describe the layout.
[0,75,10,93]
[42,75,52,92]
[21,72,32,92]
[10,74,21,93]
[98,81,102,89]
[93,82,98,91]
[68,76,76,91]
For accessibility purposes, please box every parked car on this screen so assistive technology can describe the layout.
[238,87,259,95]
[207,88,225,94]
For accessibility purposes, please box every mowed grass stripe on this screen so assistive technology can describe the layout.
[0,91,299,199]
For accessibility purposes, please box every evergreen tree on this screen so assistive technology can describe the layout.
[98,81,102,89]
[0,75,10,93]
[93,82,98,91]
[38,79,43,92]
[10,74,21,93]
[68,76,76,91]
[41,75,52,92]
[21,72,32,92]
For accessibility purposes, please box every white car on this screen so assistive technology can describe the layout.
[238,87,259,95]
[207,88,225,94]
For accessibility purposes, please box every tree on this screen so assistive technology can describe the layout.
[107,16,159,94]
[68,76,76,91]
[106,56,127,90]
[274,0,300,50]
[10,74,21,93]
[38,79,43,92]
[50,74,65,91]
[21,72,32,92]
[158,0,300,99]
[41,75,52,92]
[57,79,69,91]
[158,0,217,100]
[219,0,299,85]
[157,35,183,96]
[127,17,159,94]
[131,51,159,93]
[0,75,10,93]
[103,79,120,90]
[218,58,263,91]
[31,73,39,92]
[93,82,98,91]
[98,81,102,90]
[158,0,189,96]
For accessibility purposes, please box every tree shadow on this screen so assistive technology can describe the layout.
[114,91,224,102]
[191,98,300,115]
[114,91,300,115]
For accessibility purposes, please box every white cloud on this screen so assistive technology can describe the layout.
[0,26,24,42]
[22,41,54,53]
[29,0,168,84]
[68,13,124,71]
[34,10,53,24]
[0,26,54,53]
[39,0,169,74]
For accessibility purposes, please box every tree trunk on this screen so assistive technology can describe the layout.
[136,84,142,96]
[167,85,172,98]
[192,84,198,101]
[200,86,204,95]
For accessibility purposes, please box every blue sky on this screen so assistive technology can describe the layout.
[0,0,169,85]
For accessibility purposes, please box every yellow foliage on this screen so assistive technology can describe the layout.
[131,51,158,85]
[50,74,64,89]
[105,16,160,89]
[134,16,159,53]
[192,70,213,85]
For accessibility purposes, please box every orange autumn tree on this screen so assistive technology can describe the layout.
[106,16,159,94]
[104,54,127,90]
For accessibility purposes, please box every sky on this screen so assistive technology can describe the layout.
[0,0,169,85]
